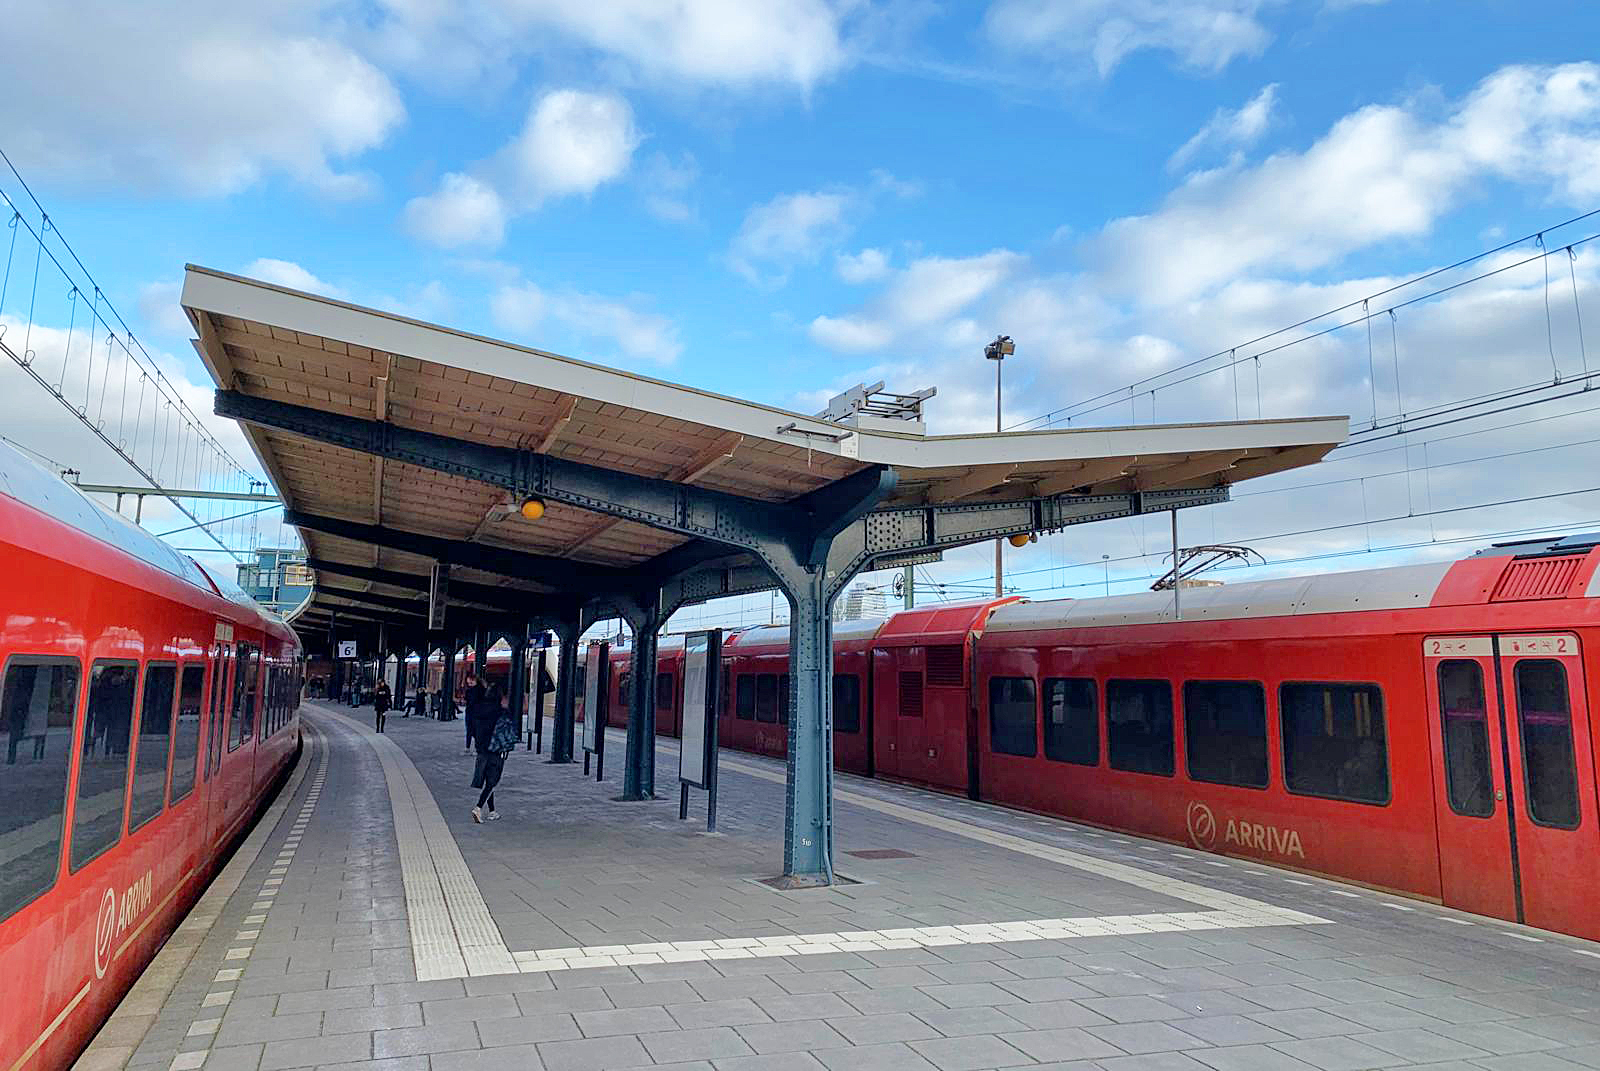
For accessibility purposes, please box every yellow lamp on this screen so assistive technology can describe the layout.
[1008,532,1032,548]
[519,497,547,521]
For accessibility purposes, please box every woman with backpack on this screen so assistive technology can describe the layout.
[470,682,517,822]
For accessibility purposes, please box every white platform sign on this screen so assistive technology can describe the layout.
[581,643,603,753]
[679,633,711,787]
[337,640,357,659]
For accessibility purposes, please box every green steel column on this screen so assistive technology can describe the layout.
[621,598,662,801]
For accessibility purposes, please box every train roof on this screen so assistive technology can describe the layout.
[723,618,887,651]
[0,439,288,633]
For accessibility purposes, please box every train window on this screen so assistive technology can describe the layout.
[779,674,790,726]
[170,665,205,804]
[1106,680,1174,777]
[207,648,228,778]
[755,674,779,723]
[0,657,80,924]
[834,674,862,734]
[1439,660,1493,818]
[1184,681,1268,789]
[1279,682,1389,805]
[736,676,756,721]
[656,672,673,710]
[989,677,1038,757]
[233,644,258,748]
[1043,678,1098,766]
[1514,660,1580,829]
[129,664,177,831]
[71,661,138,870]
[898,672,924,717]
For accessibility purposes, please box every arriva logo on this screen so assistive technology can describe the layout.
[1185,802,1305,859]
[93,870,153,979]
[1185,801,1217,850]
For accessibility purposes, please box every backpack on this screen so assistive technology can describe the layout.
[489,713,519,754]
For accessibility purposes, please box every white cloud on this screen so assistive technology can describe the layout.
[138,281,191,339]
[403,89,635,250]
[490,280,680,365]
[730,190,854,284]
[983,0,1276,76]
[837,248,891,283]
[404,173,508,249]
[242,259,345,298]
[1098,62,1600,304]
[810,251,1025,354]
[509,89,639,200]
[1169,83,1279,170]
[0,2,403,196]
[367,0,845,92]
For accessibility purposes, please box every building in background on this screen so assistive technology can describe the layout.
[237,546,312,617]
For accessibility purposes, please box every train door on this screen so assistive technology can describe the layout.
[206,643,233,846]
[1423,633,1599,939]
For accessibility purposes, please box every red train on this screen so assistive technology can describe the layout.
[0,441,302,1071]
[596,537,1600,942]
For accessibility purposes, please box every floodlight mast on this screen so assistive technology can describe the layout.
[985,335,1015,597]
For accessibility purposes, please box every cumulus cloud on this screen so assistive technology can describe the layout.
[366,0,846,92]
[491,279,680,365]
[640,153,699,223]
[1169,83,1279,170]
[403,174,508,249]
[983,0,1277,76]
[810,251,1025,355]
[403,89,636,250]
[242,259,345,298]
[730,190,854,284]
[1098,62,1600,304]
[0,2,403,196]
[836,248,891,283]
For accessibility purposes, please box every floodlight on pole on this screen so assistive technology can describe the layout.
[985,335,1015,597]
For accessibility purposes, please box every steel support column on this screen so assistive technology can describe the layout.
[549,611,580,763]
[617,594,663,801]
[393,643,408,711]
[441,640,457,719]
[508,626,528,735]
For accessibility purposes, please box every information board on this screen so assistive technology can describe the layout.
[337,640,357,659]
[679,633,711,787]
[581,641,605,754]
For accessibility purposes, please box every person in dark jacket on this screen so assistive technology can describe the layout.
[373,681,391,734]
[470,682,509,822]
[463,675,485,753]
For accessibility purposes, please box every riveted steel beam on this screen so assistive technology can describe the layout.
[305,558,539,613]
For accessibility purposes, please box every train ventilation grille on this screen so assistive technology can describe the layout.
[898,672,924,717]
[1490,554,1586,601]
[926,645,964,686]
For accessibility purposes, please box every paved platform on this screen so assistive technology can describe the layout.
[107,700,1600,1071]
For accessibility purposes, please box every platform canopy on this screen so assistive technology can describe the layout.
[183,264,1346,632]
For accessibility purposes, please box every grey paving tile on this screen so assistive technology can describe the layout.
[1189,1044,1322,1071]
[260,1032,372,1071]
[475,1012,581,1047]
[1083,1021,1208,1054]
[912,1005,1030,1038]
[322,1004,422,1035]
[599,980,700,1008]
[752,993,858,1022]
[1246,1008,1360,1039]
[1472,1055,1600,1071]
[815,1041,938,1071]
[1323,1000,1450,1031]
[515,988,614,1016]
[276,989,376,1016]
[214,1012,326,1047]
[1177,1015,1292,1046]
[1233,987,1323,1012]
[1352,1027,1493,1062]
[997,976,1097,1002]
[371,1022,482,1058]
[429,1045,545,1071]
[1079,995,1194,1023]
[665,998,772,1030]
[202,1044,265,1071]
[1268,1036,1407,1071]
[536,1034,653,1071]
[849,966,944,988]
[1097,1055,1215,1071]
[773,972,868,996]
[997,1000,1114,1031]
[313,1057,429,1071]
[908,1034,1036,1070]
[372,981,467,1006]
[1163,992,1276,1019]
[919,982,1025,1009]
[734,1020,853,1054]
[711,1055,825,1071]
[573,1005,676,1038]
[839,988,946,1016]
[692,977,790,1003]
[422,994,521,1025]
[1427,1021,1566,1055]
[1517,1015,1600,1045]
[638,1026,756,1064]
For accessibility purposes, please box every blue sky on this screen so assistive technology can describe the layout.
[3,0,1599,627]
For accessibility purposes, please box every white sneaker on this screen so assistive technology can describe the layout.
[471,806,482,823]
[487,811,501,821]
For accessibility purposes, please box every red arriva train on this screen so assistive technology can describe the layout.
[0,441,302,1071]
[596,536,1600,942]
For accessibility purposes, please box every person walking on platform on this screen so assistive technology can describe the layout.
[470,682,516,822]
[373,680,391,734]
[463,674,486,753]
